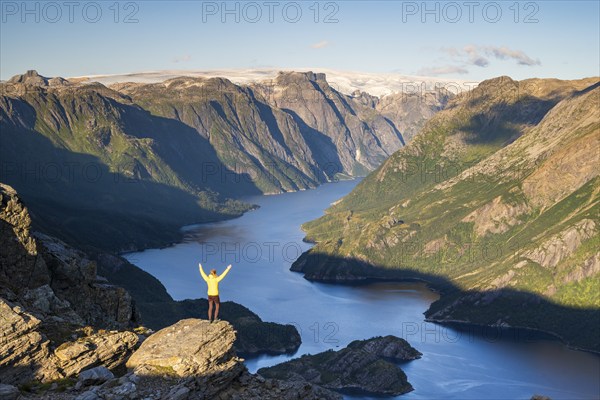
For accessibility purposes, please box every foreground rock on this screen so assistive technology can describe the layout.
[0,297,138,386]
[0,184,139,386]
[0,384,19,400]
[0,183,139,330]
[258,335,421,396]
[125,318,341,399]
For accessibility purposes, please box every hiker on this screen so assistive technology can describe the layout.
[199,263,232,322]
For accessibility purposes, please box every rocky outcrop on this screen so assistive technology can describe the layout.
[347,335,422,360]
[462,195,530,236]
[1,184,138,330]
[258,336,421,396]
[563,252,600,284]
[124,318,341,400]
[0,298,62,384]
[0,184,140,386]
[55,331,138,377]
[0,297,138,386]
[127,319,242,379]
[524,219,597,269]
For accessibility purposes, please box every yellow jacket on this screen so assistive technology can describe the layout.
[199,264,231,296]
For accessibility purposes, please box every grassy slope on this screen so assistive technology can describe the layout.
[295,77,600,350]
[0,84,252,252]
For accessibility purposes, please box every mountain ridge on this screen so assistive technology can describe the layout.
[291,75,600,351]
[1,70,449,251]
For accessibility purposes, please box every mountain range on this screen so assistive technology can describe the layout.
[1,70,448,251]
[292,75,600,351]
[2,69,598,353]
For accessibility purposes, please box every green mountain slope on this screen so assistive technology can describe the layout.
[2,70,448,251]
[293,76,600,351]
[0,71,252,251]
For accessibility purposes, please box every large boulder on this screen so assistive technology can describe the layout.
[77,365,115,387]
[127,319,244,381]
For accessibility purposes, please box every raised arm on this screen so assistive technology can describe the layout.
[216,265,232,282]
[199,263,208,282]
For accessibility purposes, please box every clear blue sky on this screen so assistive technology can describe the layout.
[1,1,598,80]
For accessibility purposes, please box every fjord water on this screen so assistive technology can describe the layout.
[124,180,599,400]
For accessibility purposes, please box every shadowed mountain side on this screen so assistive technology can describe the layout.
[96,254,301,356]
[291,253,600,352]
[0,129,250,252]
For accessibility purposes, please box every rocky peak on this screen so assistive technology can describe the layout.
[275,70,327,85]
[351,89,379,108]
[477,75,516,88]
[7,70,50,86]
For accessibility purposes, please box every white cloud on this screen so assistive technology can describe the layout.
[484,46,540,66]
[311,40,330,49]
[443,45,540,67]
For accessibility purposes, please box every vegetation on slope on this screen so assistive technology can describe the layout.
[293,77,600,351]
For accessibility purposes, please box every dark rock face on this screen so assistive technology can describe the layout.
[0,183,139,330]
[0,183,50,293]
[258,335,422,396]
[0,184,139,385]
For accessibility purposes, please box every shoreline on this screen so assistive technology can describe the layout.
[118,178,361,256]
[297,271,600,355]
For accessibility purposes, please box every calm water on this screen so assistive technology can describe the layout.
[124,180,600,400]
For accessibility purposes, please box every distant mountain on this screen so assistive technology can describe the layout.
[74,68,474,97]
[292,76,600,351]
[0,71,251,251]
[1,70,449,250]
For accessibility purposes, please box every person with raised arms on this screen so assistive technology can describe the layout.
[199,263,232,322]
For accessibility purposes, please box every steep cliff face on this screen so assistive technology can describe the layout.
[293,77,600,351]
[251,71,406,176]
[376,88,453,142]
[112,75,325,194]
[1,70,447,251]
[0,183,140,385]
[0,183,139,329]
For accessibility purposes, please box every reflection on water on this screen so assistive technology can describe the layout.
[124,180,600,400]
